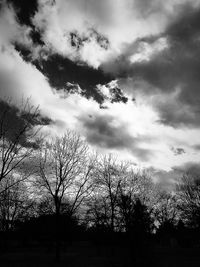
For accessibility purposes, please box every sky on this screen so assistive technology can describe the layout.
[1,0,200,189]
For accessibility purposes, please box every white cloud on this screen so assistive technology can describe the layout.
[1,42,200,171]
[96,80,124,100]
[0,2,32,48]
[129,37,169,63]
[1,40,200,171]
[1,0,200,176]
[31,0,200,68]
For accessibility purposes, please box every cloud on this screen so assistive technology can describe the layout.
[7,0,38,26]
[150,161,200,191]
[29,0,200,68]
[2,0,200,181]
[193,144,200,151]
[0,5,155,163]
[149,167,180,191]
[150,159,200,190]
[31,0,113,68]
[129,37,169,64]
[0,4,67,125]
[173,162,200,179]
[33,54,112,103]
[96,80,128,104]
[171,147,186,156]
[0,45,55,109]
[5,0,200,129]
[102,4,200,128]
[79,113,152,161]
[0,1,32,48]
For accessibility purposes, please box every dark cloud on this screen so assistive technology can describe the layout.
[166,4,200,43]
[102,5,200,127]
[0,99,51,148]
[173,161,200,178]
[96,81,128,104]
[7,0,38,26]
[12,30,124,106]
[193,144,200,151]
[79,113,152,161]
[150,161,200,191]
[70,28,110,51]
[81,114,133,149]
[8,11,113,105]
[14,43,32,62]
[4,0,44,58]
[109,87,128,104]
[10,40,114,104]
[7,0,44,45]
[149,167,179,191]
[34,54,113,103]
[171,147,186,156]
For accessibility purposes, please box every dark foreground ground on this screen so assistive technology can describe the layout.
[0,242,200,267]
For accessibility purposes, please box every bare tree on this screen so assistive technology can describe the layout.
[90,154,129,231]
[119,170,156,204]
[154,190,179,227]
[0,98,40,190]
[34,130,95,260]
[176,174,200,227]
[86,192,111,229]
[118,170,157,232]
[0,176,33,231]
[35,131,95,217]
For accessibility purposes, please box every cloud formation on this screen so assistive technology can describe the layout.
[1,0,200,181]
[102,4,200,127]
[171,147,186,156]
[173,162,200,178]
[28,0,200,68]
[0,2,32,48]
[79,113,152,161]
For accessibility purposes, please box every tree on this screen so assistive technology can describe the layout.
[91,154,128,231]
[34,130,95,260]
[35,196,55,217]
[176,174,200,228]
[86,192,111,230]
[154,190,179,228]
[0,98,41,190]
[117,170,157,232]
[0,176,34,231]
[129,198,153,235]
[35,131,95,217]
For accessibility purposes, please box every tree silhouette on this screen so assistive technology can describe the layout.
[118,170,157,232]
[0,176,33,231]
[154,190,179,228]
[90,154,128,231]
[0,98,40,191]
[176,174,200,228]
[34,130,95,260]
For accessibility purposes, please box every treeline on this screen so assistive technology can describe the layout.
[0,99,200,259]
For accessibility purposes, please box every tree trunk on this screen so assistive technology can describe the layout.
[55,201,61,262]
[110,202,115,232]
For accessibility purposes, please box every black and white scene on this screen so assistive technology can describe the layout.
[1,0,200,266]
